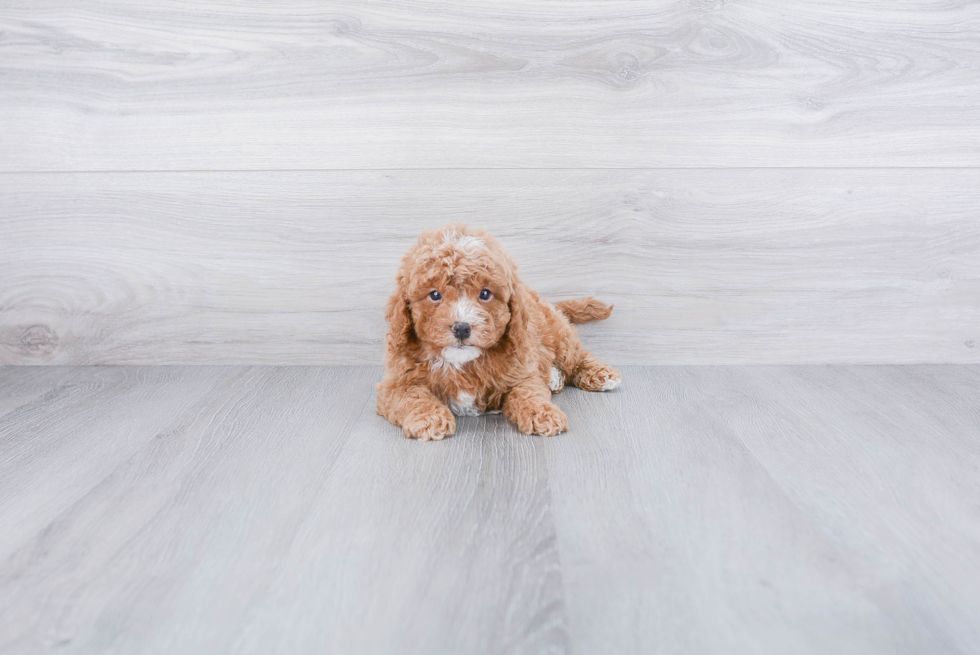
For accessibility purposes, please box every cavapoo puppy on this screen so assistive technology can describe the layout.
[377,224,621,440]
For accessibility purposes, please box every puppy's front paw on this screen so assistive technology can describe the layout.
[514,403,568,437]
[403,405,456,441]
[573,362,622,392]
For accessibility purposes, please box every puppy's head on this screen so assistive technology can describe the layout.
[386,224,523,367]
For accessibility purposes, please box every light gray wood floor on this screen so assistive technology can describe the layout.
[1,365,978,654]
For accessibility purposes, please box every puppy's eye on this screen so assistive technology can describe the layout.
[479,288,493,301]
[428,290,442,302]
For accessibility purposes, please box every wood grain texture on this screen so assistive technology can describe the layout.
[0,366,234,565]
[2,169,978,365]
[0,366,566,655]
[231,383,566,655]
[1,0,979,170]
[0,367,82,419]
[2,365,980,653]
[542,365,980,654]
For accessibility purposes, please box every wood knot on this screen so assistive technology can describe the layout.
[615,53,642,85]
[19,324,59,356]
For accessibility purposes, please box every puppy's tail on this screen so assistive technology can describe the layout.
[555,297,613,324]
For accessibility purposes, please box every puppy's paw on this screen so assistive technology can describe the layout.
[402,405,456,441]
[572,362,622,392]
[514,403,568,437]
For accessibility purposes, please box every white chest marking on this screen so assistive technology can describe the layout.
[449,392,482,416]
[433,345,482,371]
[549,367,565,392]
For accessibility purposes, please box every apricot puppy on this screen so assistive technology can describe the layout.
[376,224,621,440]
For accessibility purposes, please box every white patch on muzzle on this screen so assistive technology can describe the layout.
[452,297,485,326]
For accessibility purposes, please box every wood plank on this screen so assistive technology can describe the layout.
[0,366,567,654]
[0,366,376,654]
[0,366,234,564]
[231,384,566,655]
[701,365,980,652]
[1,0,978,170]
[542,365,980,654]
[2,364,979,651]
[2,169,978,365]
[0,367,82,418]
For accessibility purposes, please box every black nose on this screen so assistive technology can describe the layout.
[451,322,471,340]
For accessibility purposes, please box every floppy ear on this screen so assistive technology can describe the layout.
[503,280,533,359]
[384,281,416,353]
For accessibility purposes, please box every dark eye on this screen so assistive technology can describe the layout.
[479,288,493,301]
[428,290,442,302]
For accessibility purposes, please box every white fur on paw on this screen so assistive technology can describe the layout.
[600,377,621,391]
[548,367,565,392]
[449,392,482,416]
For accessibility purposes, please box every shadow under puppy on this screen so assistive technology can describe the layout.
[377,224,621,440]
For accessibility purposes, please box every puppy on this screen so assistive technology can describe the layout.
[376,224,621,440]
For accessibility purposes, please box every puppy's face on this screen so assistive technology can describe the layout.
[401,229,515,366]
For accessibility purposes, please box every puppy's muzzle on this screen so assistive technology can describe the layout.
[451,322,471,341]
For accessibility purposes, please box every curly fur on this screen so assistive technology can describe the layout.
[376,224,621,440]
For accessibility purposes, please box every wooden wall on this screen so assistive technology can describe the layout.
[2,0,979,364]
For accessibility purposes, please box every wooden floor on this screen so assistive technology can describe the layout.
[1,365,978,654]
